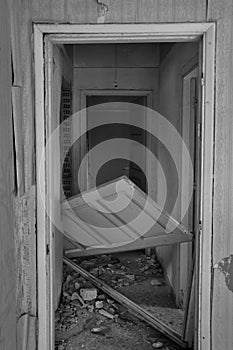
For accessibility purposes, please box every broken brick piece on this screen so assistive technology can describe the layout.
[152,341,163,348]
[91,326,110,335]
[99,309,116,319]
[151,279,162,286]
[95,301,104,309]
[80,288,98,301]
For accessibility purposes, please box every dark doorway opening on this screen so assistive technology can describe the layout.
[86,95,148,193]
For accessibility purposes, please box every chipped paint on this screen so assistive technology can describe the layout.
[214,255,233,292]
[97,0,108,23]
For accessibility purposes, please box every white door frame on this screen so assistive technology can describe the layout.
[34,23,215,350]
[80,89,153,110]
[179,66,198,309]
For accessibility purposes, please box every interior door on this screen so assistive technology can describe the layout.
[86,95,147,192]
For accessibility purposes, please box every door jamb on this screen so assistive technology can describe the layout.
[81,89,153,110]
[34,23,215,350]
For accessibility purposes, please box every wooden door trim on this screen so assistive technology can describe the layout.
[80,90,153,117]
[34,23,215,350]
[36,23,214,43]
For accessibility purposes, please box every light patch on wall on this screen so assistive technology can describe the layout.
[214,255,233,292]
[17,314,36,350]
[97,0,108,23]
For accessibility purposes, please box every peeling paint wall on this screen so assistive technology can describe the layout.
[208,1,233,349]
[0,1,16,348]
[14,186,36,317]
[6,0,233,349]
[97,0,108,23]
[214,255,233,293]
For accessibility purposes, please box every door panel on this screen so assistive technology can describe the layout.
[62,176,193,254]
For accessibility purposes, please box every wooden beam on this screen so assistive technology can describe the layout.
[34,24,51,350]
[63,257,188,348]
[36,23,214,36]
[64,230,192,258]
[183,266,195,347]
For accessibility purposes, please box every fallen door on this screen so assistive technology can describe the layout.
[62,176,192,256]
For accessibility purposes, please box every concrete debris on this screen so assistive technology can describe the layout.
[66,275,72,282]
[80,288,98,301]
[151,279,163,286]
[55,253,178,350]
[152,341,163,348]
[87,304,94,313]
[58,345,65,350]
[99,309,116,319]
[98,294,106,300]
[70,292,79,300]
[63,291,70,298]
[108,307,116,314]
[75,282,80,290]
[125,274,135,281]
[90,326,110,335]
[73,292,87,308]
[95,300,104,309]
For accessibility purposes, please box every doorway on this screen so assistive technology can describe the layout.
[34,23,215,350]
[85,93,150,193]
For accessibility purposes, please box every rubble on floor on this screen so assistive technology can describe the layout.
[74,253,164,290]
[55,252,186,350]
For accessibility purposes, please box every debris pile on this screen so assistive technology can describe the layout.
[55,253,182,350]
[55,261,127,348]
[55,268,117,334]
[72,253,164,290]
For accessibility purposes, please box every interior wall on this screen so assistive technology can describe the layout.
[71,43,159,195]
[156,42,198,304]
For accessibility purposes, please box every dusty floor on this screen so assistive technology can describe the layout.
[55,250,190,350]
[108,251,184,335]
